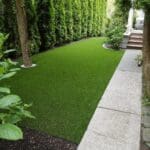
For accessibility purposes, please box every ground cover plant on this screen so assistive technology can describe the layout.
[1,38,123,143]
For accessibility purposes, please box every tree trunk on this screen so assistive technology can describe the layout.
[15,0,32,67]
[143,12,150,97]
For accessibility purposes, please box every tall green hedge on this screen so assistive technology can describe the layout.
[55,0,67,45]
[65,0,73,42]
[36,0,56,50]
[72,0,82,40]
[25,0,41,53]
[87,0,94,36]
[114,0,131,24]
[0,0,4,32]
[1,0,19,51]
[1,0,41,53]
[81,0,88,38]
[1,0,107,53]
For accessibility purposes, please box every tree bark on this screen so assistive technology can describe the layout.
[15,0,32,67]
[143,12,150,97]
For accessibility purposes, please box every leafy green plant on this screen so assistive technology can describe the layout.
[106,20,125,49]
[0,33,35,141]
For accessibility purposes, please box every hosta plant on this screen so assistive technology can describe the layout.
[0,33,35,141]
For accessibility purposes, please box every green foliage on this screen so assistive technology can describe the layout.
[1,0,41,54]
[87,0,94,36]
[2,0,19,52]
[0,123,23,140]
[55,0,67,45]
[25,0,41,54]
[65,0,74,42]
[106,0,131,49]
[101,0,107,35]
[0,33,9,53]
[114,0,131,24]
[1,0,107,52]
[0,0,4,31]
[73,0,82,40]
[81,0,88,38]
[0,33,35,141]
[37,0,56,50]
[49,0,56,47]
[135,0,150,11]
[106,20,125,49]
[92,0,98,36]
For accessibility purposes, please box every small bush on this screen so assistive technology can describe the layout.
[106,20,125,49]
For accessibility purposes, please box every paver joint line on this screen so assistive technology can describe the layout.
[98,106,141,116]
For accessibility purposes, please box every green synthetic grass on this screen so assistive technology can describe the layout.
[2,38,123,143]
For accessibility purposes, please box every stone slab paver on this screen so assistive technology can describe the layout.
[104,70,141,95]
[99,89,141,115]
[79,130,140,150]
[78,50,142,150]
[88,108,141,144]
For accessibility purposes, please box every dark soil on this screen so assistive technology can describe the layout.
[0,128,77,150]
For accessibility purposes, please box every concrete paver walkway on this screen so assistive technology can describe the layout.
[78,50,142,150]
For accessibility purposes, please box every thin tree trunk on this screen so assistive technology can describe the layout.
[143,12,150,97]
[15,0,32,67]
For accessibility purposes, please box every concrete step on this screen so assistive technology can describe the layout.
[128,39,143,44]
[131,33,143,37]
[130,36,143,41]
[127,44,143,50]
[130,34,143,38]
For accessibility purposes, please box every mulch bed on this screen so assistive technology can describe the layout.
[0,128,77,150]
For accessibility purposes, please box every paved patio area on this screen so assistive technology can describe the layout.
[78,50,142,150]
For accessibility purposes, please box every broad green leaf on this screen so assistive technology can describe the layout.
[10,68,20,72]
[0,66,4,74]
[24,103,32,108]
[0,61,9,70]
[0,87,10,94]
[0,113,7,120]
[7,59,18,65]
[22,110,35,119]
[0,123,23,140]
[4,114,22,124]
[0,72,16,80]
[4,49,16,54]
[0,95,21,109]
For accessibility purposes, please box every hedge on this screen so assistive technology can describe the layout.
[65,0,73,42]
[0,0,107,53]
[55,0,67,45]
[1,0,19,51]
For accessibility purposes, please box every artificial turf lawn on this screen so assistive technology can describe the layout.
[2,38,123,143]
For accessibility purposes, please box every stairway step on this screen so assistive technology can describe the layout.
[127,44,143,47]
[128,40,143,44]
[131,33,143,36]
[130,35,143,40]
[127,44,143,49]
